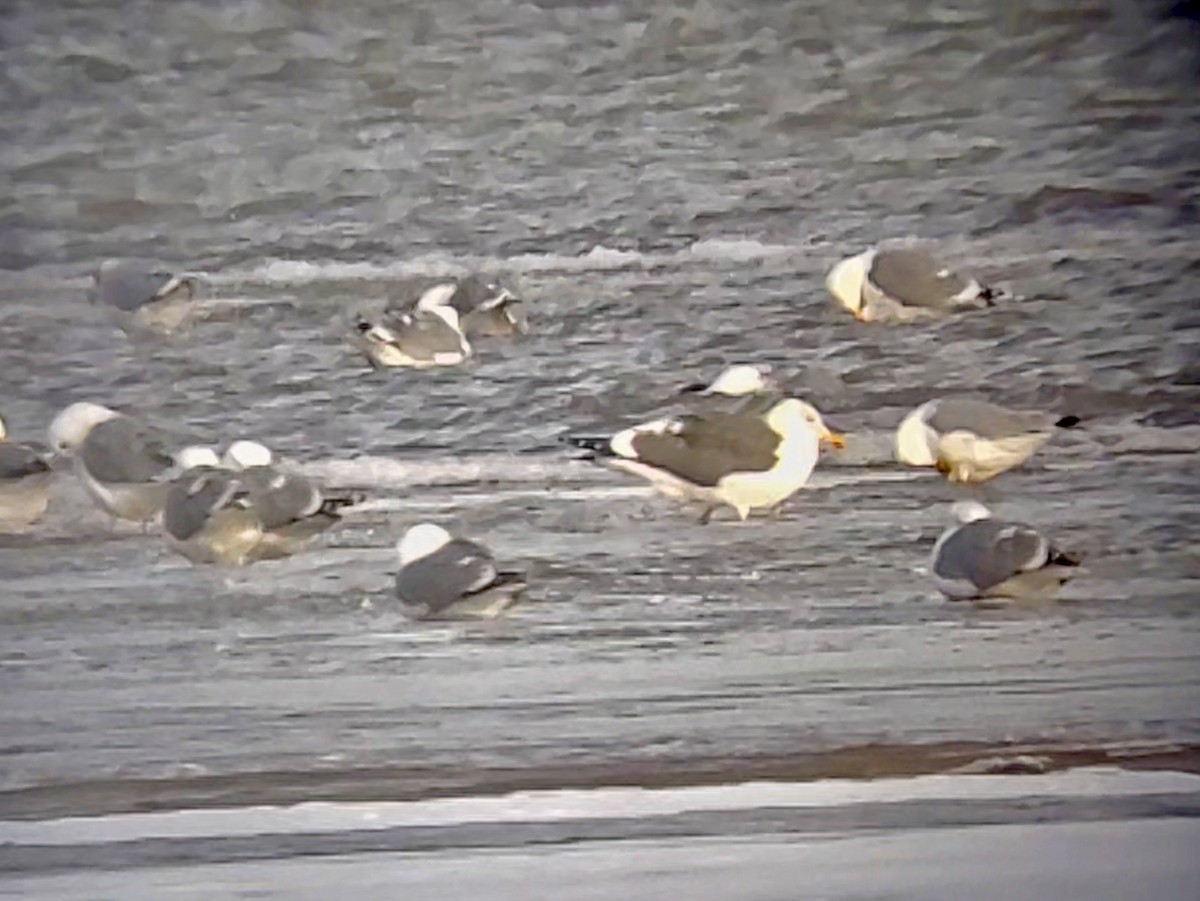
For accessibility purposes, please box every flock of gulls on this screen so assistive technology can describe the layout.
[0,242,1087,617]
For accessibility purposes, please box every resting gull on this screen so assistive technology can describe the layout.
[0,412,54,531]
[352,287,472,369]
[825,245,1000,323]
[89,259,199,334]
[394,522,527,620]
[677,363,780,415]
[388,275,525,338]
[931,501,1081,600]
[47,402,180,524]
[896,397,1080,483]
[163,441,360,565]
[565,397,845,523]
[162,450,262,565]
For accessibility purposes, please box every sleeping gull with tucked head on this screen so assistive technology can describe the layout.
[826,244,1000,323]
[388,275,525,338]
[47,402,180,524]
[896,397,1080,483]
[931,501,1081,600]
[162,447,261,565]
[675,363,783,417]
[89,260,200,334]
[162,440,360,565]
[0,412,54,532]
[352,284,473,369]
[394,523,527,620]
[565,397,845,523]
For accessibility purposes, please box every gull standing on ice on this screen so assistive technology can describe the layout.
[825,244,1000,323]
[0,412,53,531]
[47,402,181,524]
[896,397,1080,483]
[931,501,1081,600]
[564,398,845,523]
[394,523,527,619]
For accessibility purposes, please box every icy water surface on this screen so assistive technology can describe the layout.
[1,0,1198,885]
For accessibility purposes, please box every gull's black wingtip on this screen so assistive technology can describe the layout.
[1049,547,1083,567]
[560,435,615,460]
[1055,415,1081,429]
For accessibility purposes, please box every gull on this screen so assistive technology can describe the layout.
[351,284,472,369]
[826,244,1000,323]
[162,441,360,565]
[896,397,1080,483]
[931,501,1082,600]
[88,260,200,334]
[394,522,527,619]
[677,363,781,415]
[564,397,845,523]
[46,402,181,524]
[0,412,53,532]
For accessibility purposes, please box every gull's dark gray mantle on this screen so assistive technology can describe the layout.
[932,517,1081,600]
[88,260,198,334]
[570,412,782,487]
[868,248,997,311]
[395,537,527,619]
[924,398,1070,440]
[162,467,245,542]
[80,417,176,484]
[233,465,323,530]
[0,443,50,481]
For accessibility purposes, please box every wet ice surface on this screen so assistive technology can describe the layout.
[1,0,1199,887]
[8,819,1198,901]
[2,771,1200,899]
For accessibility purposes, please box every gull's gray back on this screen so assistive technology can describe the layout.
[163,468,243,541]
[381,311,467,358]
[81,417,175,483]
[236,465,322,530]
[91,263,179,312]
[629,412,781,487]
[933,519,1048,592]
[926,398,1051,439]
[0,444,50,480]
[395,538,498,614]
[869,248,972,308]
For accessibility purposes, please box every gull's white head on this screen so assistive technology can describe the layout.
[703,364,776,397]
[768,399,846,449]
[825,250,873,319]
[47,402,121,453]
[222,440,273,470]
[177,445,222,470]
[397,522,454,565]
[951,500,992,523]
[0,413,7,442]
[415,282,460,312]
